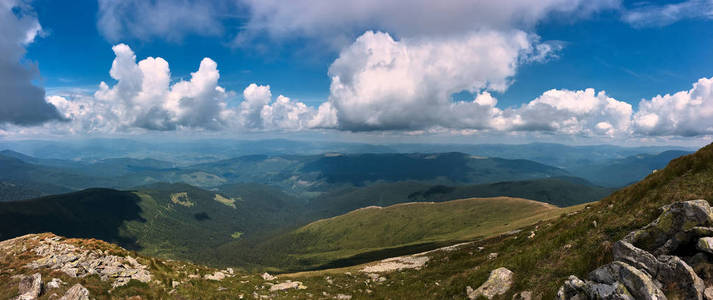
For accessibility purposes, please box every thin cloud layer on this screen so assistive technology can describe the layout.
[236,0,619,46]
[0,0,63,126]
[97,0,227,42]
[623,0,713,28]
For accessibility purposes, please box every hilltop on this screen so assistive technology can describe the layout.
[242,197,585,271]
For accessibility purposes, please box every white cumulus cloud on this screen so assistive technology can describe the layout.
[506,88,633,136]
[634,76,713,136]
[325,30,557,131]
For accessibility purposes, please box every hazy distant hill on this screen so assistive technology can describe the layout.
[569,150,692,187]
[193,152,571,194]
[305,177,612,218]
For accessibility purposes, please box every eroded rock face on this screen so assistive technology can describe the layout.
[558,200,713,300]
[467,267,513,300]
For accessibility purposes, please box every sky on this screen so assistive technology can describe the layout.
[2,0,713,146]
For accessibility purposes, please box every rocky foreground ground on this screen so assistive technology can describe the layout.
[558,199,713,300]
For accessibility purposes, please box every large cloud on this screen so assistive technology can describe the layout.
[0,0,63,126]
[91,44,230,131]
[324,30,557,131]
[506,88,633,136]
[45,44,317,134]
[634,77,713,136]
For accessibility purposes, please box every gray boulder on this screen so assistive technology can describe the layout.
[612,240,659,276]
[656,255,704,300]
[625,200,713,255]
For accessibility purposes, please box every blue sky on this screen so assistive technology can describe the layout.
[3,0,713,145]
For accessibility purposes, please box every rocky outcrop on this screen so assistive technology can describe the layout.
[558,200,713,300]
[26,236,151,288]
[466,267,514,299]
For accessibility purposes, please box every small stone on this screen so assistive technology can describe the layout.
[59,284,89,300]
[269,281,305,292]
[46,278,64,289]
[205,271,226,281]
[512,291,533,300]
[488,253,498,260]
[336,294,352,299]
[261,272,276,281]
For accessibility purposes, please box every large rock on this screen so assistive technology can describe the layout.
[467,267,514,299]
[612,240,659,276]
[16,273,42,300]
[613,261,666,300]
[625,200,713,255]
[656,255,704,300]
[588,262,665,300]
[59,284,89,300]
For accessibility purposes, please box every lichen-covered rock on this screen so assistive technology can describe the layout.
[467,267,513,299]
[612,240,659,276]
[559,200,713,300]
[16,273,42,300]
[587,262,665,300]
[59,284,89,300]
[625,200,713,255]
[614,262,666,300]
[656,255,704,300]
